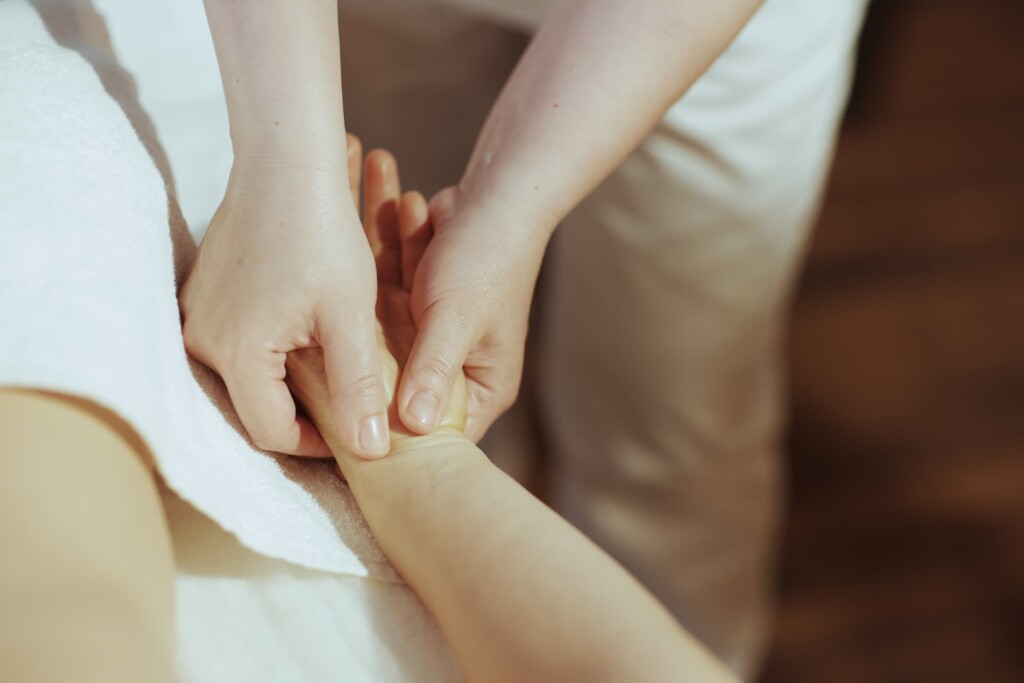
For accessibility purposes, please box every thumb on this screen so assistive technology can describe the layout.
[398,305,470,435]
[319,307,391,459]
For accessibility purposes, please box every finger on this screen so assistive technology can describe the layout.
[398,191,432,293]
[397,305,470,434]
[318,306,391,459]
[346,134,363,209]
[363,149,402,285]
[223,355,332,457]
[462,366,521,442]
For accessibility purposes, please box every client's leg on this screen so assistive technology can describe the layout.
[0,390,177,683]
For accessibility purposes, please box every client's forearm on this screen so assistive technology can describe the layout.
[347,443,732,682]
[286,350,734,683]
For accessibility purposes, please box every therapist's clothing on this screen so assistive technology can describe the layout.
[339,0,870,677]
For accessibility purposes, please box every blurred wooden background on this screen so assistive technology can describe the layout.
[760,1,1024,681]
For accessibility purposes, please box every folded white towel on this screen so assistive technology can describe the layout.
[0,0,394,582]
[0,4,461,679]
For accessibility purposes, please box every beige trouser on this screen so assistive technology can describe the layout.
[340,0,869,677]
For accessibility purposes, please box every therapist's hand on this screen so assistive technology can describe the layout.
[179,149,391,459]
[396,185,552,441]
[386,0,765,441]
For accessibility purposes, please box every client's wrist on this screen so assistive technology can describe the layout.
[343,433,486,497]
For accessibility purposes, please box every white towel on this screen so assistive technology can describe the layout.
[0,0,397,581]
[0,3,461,679]
[0,0,394,583]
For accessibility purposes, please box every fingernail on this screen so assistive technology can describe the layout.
[406,391,440,429]
[359,415,389,456]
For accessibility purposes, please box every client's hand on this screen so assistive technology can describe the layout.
[284,141,723,683]
[286,139,468,464]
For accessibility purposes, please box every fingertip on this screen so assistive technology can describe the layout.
[400,388,443,434]
[346,134,362,158]
[396,311,464,434]
[401,190,427,211]
[366,149,399,188]
[224,368,319,456]
[353,412,390,459]
[428,185,458,217]
[290,415,334,458]
[399,191,429,229]
[397,360,450,435]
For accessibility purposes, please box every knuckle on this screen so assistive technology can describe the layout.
[181,319,219,365]
[415,357,457,388]
[332,371,384,405]
[495,388,519,414]
[246,419,296,453]
[218,338,248,371]
[181,318,250,374]
[247,429,278,452]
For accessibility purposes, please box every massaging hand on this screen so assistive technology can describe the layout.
[284,147,724,683]
[394,185,550,442]
[179,151,392,459]
[288,137,467,459]
[382,0,766,442]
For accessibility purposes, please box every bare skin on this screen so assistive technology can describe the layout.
[184,0,764,457]
[183,0,390,460]
[286,139,737,683]
[0,390,177,683]
[391,0,764,440]
[0,133,732,682]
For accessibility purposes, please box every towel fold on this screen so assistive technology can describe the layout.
[0,0,395,582]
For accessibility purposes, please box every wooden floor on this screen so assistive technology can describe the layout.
[759,2,1024,681]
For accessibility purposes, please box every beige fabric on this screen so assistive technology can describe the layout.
[339,0,869,677]
[426,0,552,30]
[538,2,871,675]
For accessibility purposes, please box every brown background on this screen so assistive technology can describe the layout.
[760,1,1024,681]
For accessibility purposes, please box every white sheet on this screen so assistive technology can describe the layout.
[0,1,456,679]
[167,490,457,682]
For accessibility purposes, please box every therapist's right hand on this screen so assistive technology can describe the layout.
[179,150,391,460]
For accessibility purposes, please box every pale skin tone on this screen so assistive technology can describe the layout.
[183,0,764,456]
[399,0,764,440]
[297,140,737,682]
[4,2,770,677]
[0,391,176,683]
[0,140,735,683]
[181,0,387,459]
